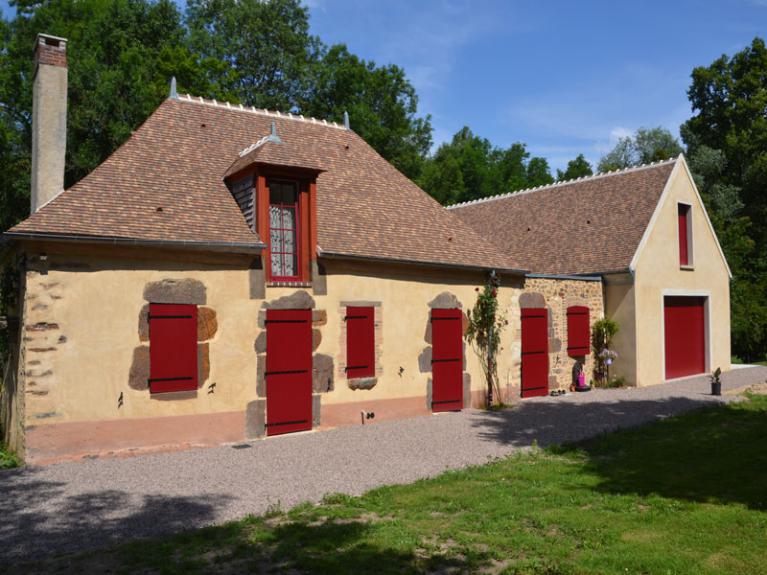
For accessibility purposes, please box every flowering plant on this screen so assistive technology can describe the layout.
[466,271,506,408]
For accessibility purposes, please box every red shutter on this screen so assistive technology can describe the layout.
[678,204,690,266]
[345,306,375,378]
[566,306,590,357]
[149,303,198,394]
[431,308,463,411]
[521,308,549,398]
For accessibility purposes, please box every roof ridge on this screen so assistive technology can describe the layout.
[446,156,679,210]
[176,93,348,130]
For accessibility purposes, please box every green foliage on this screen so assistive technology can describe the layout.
[303,44,432,180]
[525,156,554,187]
[418,127,554,204]
[186,0,319,112]
[556,153,593,181]
[465,273,506,408]
[0,441,21,469]
[591,317,619,383]
[0,0,433,236]
[682,37,767,362]
[597,126,683,172]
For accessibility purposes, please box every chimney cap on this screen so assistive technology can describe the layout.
[36,33,68,47]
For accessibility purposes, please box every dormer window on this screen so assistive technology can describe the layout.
[223,123,324,285]
[269,180,300,280]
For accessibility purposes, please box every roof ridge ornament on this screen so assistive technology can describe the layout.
[344,111,350,130]
[169,76,178,100]
[446,156,678,210]
[175,93,376,130]
[268,121,282,144]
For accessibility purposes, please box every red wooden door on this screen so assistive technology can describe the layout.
[431,308,463,412]
[521,308,549,398]
[266,309,312,436]
[664,296,706,380]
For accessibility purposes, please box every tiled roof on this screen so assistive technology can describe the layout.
[224,136,326,179]
[9,95,521,272]
[449,159,678,275]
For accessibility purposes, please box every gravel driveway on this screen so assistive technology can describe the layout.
[2,366,765,562]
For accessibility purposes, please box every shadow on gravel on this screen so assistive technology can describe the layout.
[474,394,767,511]
[471,395,716,448]
[0,467,233,563]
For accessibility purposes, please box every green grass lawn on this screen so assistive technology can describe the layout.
[10,395,767,575]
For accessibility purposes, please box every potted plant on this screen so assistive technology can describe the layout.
[710,367,722,396]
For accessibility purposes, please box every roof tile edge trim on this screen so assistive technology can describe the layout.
[446,156,679,210]
[178,93,347,130]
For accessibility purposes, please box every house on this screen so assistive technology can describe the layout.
[450,153,732,388]
[0,35,725,464]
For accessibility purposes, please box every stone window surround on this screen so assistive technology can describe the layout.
[420,292,471,410]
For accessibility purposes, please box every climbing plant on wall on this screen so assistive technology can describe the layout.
[466,271,507,408]
[591,318,619,385]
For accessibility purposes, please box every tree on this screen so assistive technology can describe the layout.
[597,127,683,172]
[417,154,465,205]
[557,154,593,181]
[418,128,554,203]
[304,44,432,180]
[0,0,214,231]
[525,157,554,187]
[682,37,767,361]
[186,0,320,112]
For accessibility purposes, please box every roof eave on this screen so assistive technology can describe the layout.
[3,231,266,254]
[318,249,529,276]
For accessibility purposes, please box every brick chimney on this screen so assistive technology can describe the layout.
[31,33,68,213]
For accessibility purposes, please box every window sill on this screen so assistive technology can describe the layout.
[679,265,695,271]
[267,281,312,288]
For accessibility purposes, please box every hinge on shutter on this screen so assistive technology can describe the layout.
[344,365,369,371]
[148,314,194,320]
[265,419,308,427]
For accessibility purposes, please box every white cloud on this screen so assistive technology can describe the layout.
[609,126,633,142]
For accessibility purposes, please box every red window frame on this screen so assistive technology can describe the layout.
[566,306,590,357]
[148,303,198,394]
[678,203,691,267]
[345,306,375,378]
[268,180,301,282]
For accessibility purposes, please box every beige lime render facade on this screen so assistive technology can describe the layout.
[1,34,729,464]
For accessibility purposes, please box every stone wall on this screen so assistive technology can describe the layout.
[519,277,604,391]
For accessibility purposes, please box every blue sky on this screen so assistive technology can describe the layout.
[307,0,767,170]
[3,0,766,171]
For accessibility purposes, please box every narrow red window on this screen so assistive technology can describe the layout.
[345,306,374,378]
[269,180,300,281]
[678,203,691,266]
[566,306,590,357]
[148,303,198,393]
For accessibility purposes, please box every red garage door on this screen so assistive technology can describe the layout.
[664,296,706,380]
[431,308,463,412]
[266,309,312,436]
[521,308,549,398]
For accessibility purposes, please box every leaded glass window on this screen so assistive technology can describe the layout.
[268,181,299,279]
